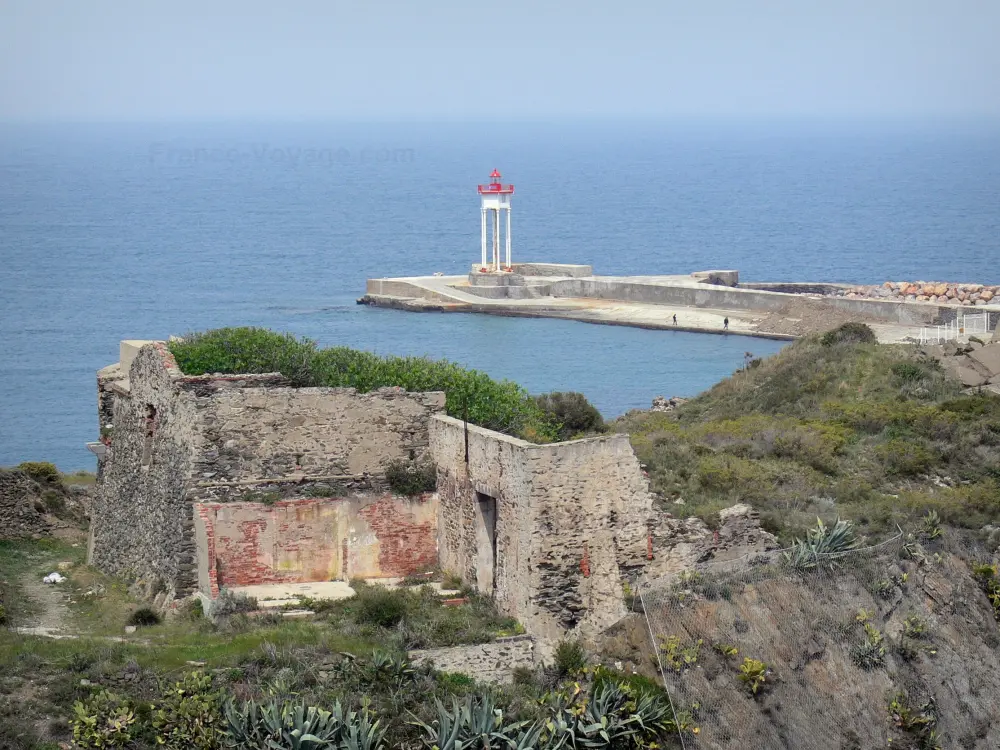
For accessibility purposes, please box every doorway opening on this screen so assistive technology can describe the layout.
[475,491,497,594]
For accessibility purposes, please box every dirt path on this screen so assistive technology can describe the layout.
[16,568,75,638]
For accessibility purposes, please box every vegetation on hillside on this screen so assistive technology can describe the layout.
[615,324,1000,542]
[0,536,686,749]
[168,327,563,442]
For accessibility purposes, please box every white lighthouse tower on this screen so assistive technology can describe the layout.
[477,169,514,272]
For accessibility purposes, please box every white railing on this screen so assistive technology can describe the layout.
[920,313,992,344]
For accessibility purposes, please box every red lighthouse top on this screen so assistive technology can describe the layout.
[478,168,514,195]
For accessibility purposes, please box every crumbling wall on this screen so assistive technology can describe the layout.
[91,341,446,600]
[408,636,536,684]
[89,344,202,596]
[182,384,445,497]
[431,418,535,624]
[0,469,51,540]
[193,494,438,596]
[525,436,654,641]
[430,416,657,641]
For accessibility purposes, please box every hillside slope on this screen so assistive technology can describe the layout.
[605,326,1000,749]
[615,328,1000,543]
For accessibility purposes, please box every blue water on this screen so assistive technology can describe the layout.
[2,120,998,470]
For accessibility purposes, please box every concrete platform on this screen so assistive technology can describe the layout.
[229,579,461,608]
[361,266,1000,344]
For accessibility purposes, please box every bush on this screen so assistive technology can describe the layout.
[384,459,437,496]
[212,590,258,618]
[168,328,558,442]
[553,639,587,676]
[72,690,137,748]
[534,391,605,441]
[16,461,61,483]
[875,439,935,477]
[126,607,161,627]
[0,604,6,626]
[42,489,66,513]
[355,587,408,628]
[153,672,224,749]
[820,322,877,346]
[167,327,317,385]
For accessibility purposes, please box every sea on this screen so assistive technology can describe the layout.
[1,119,998,471]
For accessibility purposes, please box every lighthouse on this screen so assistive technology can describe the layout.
[477,169,514,272]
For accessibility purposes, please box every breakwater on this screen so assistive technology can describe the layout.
[831,281,998,306]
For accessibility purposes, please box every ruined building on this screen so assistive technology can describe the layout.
[89,340,767,639]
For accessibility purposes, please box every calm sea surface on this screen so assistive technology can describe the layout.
[1,120,998,470]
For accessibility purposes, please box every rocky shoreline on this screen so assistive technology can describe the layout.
[830,281,998,306]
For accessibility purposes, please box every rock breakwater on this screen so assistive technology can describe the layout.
[830,281,998,306]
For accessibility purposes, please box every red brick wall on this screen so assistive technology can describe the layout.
[195,494,437,595]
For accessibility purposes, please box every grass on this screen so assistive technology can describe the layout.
[301,581,522,650]
[616,330,1000,542]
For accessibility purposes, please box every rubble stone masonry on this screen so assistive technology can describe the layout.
[89,341,445,598]
[430,415,653,642]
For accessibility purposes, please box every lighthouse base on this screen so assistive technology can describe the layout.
[469,263,592,278]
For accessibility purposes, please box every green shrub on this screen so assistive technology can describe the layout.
[875,438,935,476]
[820,322,877,346]
[167,327,317,385]
[72,690,137,748]
[16,461,61,483]
[355,587,408,628]
[902,615,928,639]
[891,362,927,383]
[553,639,587,676]
[152,671,224,749]
[212,590,258,618]
[41,489,66,513]
[737,657,769,695]
[658,635,702,672]
[168,327,558,442]
[384,459,437,496]
[534,391,605,441]
[0,603,6,626]
[126,606,161,627]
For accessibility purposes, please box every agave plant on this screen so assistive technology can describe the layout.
[223,698,383,750]
[338,707,386,750]
[362,649,416,690]
[412,694,531,749]
[785,517,859,569]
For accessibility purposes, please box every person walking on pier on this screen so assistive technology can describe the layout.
[672,313,677,325]
[723,317,729,331]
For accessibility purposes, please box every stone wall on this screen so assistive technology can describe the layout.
[0,469,51,540]
[408,636,536,684]
[89,344,203,596]
[90,341,447,600]
[430,416,656,642]
[182,385,445,497]
[194,494,438,596]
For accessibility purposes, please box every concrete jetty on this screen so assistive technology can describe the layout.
[360,264,1000,345]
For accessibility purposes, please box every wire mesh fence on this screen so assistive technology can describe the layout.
[637,531,906,750]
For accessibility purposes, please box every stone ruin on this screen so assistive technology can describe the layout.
[88,340,774,642]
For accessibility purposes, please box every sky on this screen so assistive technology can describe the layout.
[1,0,998,121]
